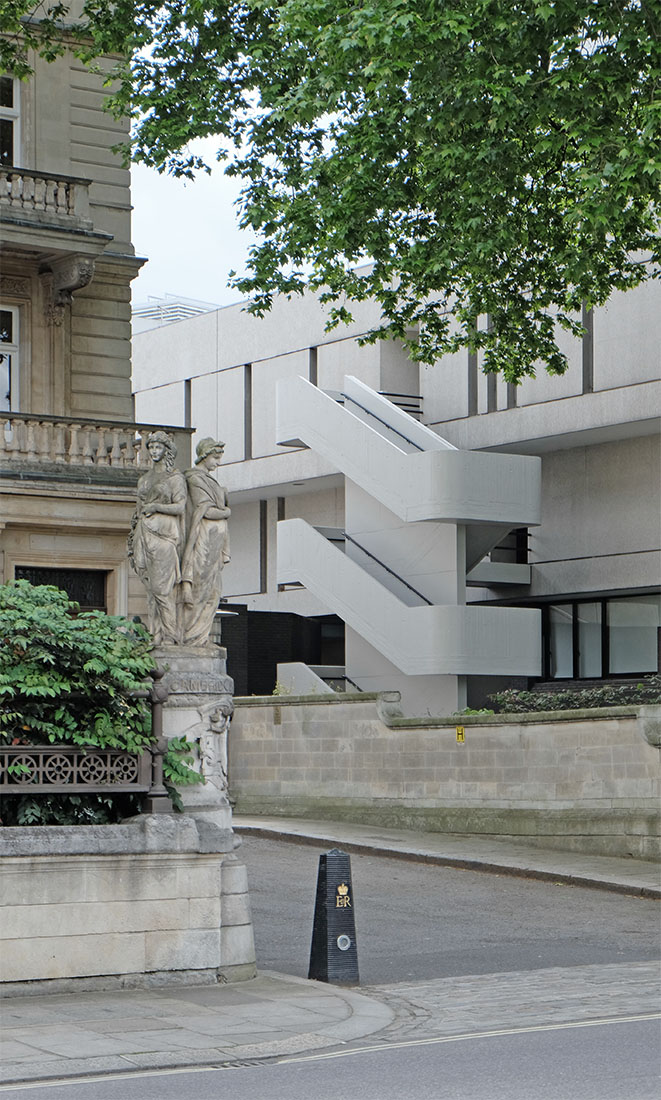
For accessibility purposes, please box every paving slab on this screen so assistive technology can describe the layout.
[0,971,394,1086]
[233,815,661,898]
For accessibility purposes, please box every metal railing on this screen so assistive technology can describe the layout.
[378,391,423,419]
[331,390,426,451]
[0,670,174,813]
[343,532,434,606]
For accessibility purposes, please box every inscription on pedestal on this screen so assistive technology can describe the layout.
[166,676,234,696]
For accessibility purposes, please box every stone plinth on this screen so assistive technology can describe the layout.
[0,815,256,989]
[154,644,234,831]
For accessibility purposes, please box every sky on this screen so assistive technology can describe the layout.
[130,155,256,310]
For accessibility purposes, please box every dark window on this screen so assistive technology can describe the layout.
[0,77,13,108]
[14,568,107,611]
[0,118,12,165]
[0,306,18,411]
[0,309,13,343]
[0,76,18,166]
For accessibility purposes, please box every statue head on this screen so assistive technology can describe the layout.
[195,437,225,465]
[147,430,177,471]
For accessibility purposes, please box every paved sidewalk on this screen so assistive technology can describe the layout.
[233,815,661,898]
[0,971,393,1087]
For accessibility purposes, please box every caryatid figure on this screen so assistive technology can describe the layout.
[181,437,231,647]
[128,431,186,645]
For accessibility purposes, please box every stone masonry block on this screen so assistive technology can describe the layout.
[145,928,220,972]
[220,923,256,968]
[221,858,249,895]
[0,932,146,983]
[188,897,221,928]
[220,892,253,928]
[0,898,191,940]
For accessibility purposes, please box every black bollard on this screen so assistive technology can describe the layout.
[308,848,359,984]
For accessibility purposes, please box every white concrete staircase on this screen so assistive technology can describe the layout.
[276,374,542,710]
[278,519,541,677]
[277,375,540,531]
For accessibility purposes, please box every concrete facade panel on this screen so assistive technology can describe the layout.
[593,281,661,390]
[251,351,309,457]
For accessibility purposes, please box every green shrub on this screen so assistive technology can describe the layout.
[0,581,200,824]
[452,707,495,717]
[489,675,661,714]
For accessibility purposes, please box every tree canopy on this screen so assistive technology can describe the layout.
[3,1,660,381]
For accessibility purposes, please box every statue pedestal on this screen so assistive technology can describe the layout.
[152,645,256,981]
[154,644,235,834]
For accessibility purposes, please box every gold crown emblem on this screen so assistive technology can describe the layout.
[337,882,349,896]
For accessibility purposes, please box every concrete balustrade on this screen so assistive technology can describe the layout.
[0,414,192,472]
[0,167,91,225]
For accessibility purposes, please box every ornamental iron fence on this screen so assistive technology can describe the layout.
[0,668,174,813]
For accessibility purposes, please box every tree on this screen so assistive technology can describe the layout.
[4,1,660,381]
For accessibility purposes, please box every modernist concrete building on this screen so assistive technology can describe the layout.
[0,47,189,615]
[133,276,660,713]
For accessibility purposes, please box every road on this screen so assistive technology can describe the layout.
[2,1017,659,1099]
[240,836,660,983]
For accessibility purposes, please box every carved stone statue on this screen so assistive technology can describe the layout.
[128,431,187,645]
[181,438,231,647]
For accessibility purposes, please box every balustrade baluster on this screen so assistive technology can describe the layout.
[68,425,81,464]
[10,172,22,205]
[0,417,10,463]
[25,420,38,462]
[80,425,95,465]
[95,426,109,465]
[137,433,151,464]
[109,429,123,465]
[22,175,35,210]
[40,420,54,462]
[127,434,140,468]
[45,178,56,212]
[34,177,45,211]
[0,169,8,203]
[55,181,68,213]
[8,417,23,460]
[53,422,67,463]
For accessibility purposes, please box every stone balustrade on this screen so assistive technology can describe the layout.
[0,166,91,225]
[0,413,192,472]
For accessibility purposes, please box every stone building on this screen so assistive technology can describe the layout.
[132,276,660,712]
[0,49,189,615]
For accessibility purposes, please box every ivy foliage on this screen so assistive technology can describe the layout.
[3,2,660,381]
[489,675,661,713]
[0,581,200,824]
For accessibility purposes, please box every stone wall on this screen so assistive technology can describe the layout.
[0,816,256,991]
[229,695,661,860]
